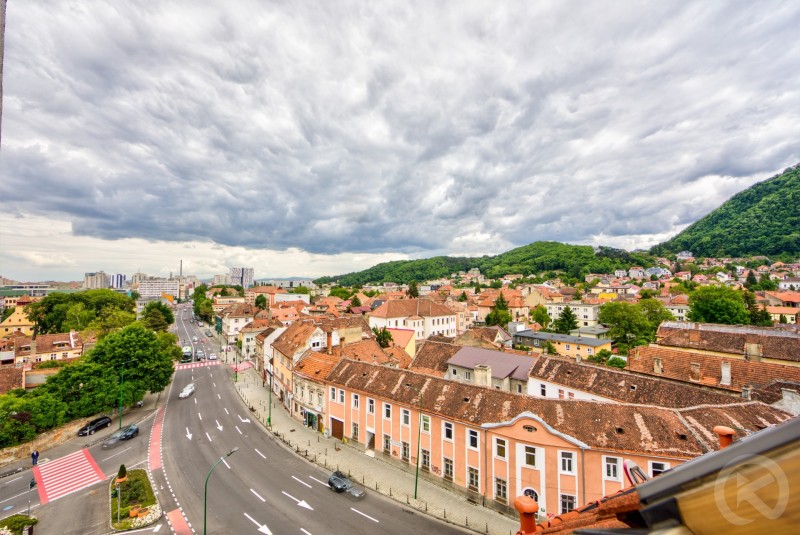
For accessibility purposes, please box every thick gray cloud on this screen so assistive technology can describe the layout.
[2,1,799,276]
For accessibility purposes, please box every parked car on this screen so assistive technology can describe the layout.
[179,383,196,398]
[209,353,218,361]
[77,416,113,436]
[328,470,366,500]
[101,424,139,449]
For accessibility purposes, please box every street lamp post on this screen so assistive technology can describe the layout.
[203,447,239,535]
[119,359,136,430]
[404,383,424,500]
[268,361,273,427]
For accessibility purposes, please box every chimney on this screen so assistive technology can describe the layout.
[575,354,581,363]
[742,385,753,400]
[474,364,492,387]
[514,495,539,535]
[744,341,762,362]
[326,331,332,354]
[720,362,731,386]
[713,425,736,449]
[653,357,663,374]
[690,362,700,382]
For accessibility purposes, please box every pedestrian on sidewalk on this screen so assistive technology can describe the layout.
[31,450,39,466]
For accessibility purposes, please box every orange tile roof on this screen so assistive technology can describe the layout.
[370,298,454,319]
[386,328,415,348]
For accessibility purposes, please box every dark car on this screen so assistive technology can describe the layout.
[328,470,366,500]
[77,416,113,436]
[101,424,139,449]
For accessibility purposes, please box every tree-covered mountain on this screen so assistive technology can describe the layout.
[314,242,654,286]
[651,164,800,259]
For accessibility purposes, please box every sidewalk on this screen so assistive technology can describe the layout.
[229,365,520,535]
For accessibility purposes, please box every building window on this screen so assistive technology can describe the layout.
[330,387,336,400]
[368,398,375,414]
[422,415,431,433]
[402,409,410,426]
[468,429,478,449]
[383,434,391,454]
[317,392,323,405]
[558,389,565,399]
[587,348,593,355]
[495,478,507,504]
[401,442,410,462]
[650,461,669,477]
[384,403,392,419]
[465,370,471,381]
[421,449,430,471]
[444,458,454,481]
[516,384,522,394]
[338,389,344,403]
[560,452,575,474]
[540,384,546,396]
[495,438,506,459]
[352,423,359,441]
[568,392,575,400]
[444,422,454,441]
[605,457,620,480]
[524,446,536,467]
[452,368,457,376]
[560,494,576,514]
[468,467,480,492]
[565,344,570,350]
[352,394,359,408]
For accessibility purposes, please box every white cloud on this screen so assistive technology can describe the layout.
[1,0,799,281]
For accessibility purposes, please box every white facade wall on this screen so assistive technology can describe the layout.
[526,378,616,403]
[138,278,180,299]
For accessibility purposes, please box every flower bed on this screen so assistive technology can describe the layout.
[110,469,160,530]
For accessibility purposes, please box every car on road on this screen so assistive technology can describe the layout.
[328,470,366,500]
[192,336,198,342]
[205,330,213,336]
[179,383,196,398]
[77,415,113,436]
[196,350,205,360]
[101,424,139,449]
[209,353,218,360]
[201,338,207,343]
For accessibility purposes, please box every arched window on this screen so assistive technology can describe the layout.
[523,487,539,502]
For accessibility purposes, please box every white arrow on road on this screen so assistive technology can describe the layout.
[238,414,251,423]
[216,420,223,432]
[282,491,313,510]
[244,513,272,534]
[185,427,192,440]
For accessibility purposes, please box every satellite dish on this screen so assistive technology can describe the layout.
[623,459,650,485]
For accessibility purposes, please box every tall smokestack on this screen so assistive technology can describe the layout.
[180,260,183,277]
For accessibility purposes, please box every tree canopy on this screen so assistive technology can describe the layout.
[372,326,393,348]
[485,293,512,327]
[25,289,135,334]
[598,300,674,354]
[552,306,578,334]
[687,285,750,325]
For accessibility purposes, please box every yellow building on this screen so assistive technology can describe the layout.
[1,303,36,338]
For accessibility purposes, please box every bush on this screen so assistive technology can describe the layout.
[607,357,627,369]
[0,515,38,535]
[111,469,157,529]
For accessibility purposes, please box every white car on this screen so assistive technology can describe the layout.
[192,336,198,342]
[209,353,218,361]
[178,383,196,398]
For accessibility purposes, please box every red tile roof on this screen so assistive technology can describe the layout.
[370,298,454,319]
[409,341,462,376]
[0,366,24,394]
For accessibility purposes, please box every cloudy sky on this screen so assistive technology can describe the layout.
[2,1,799,282]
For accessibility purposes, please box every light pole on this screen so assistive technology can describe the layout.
[119,359,136,430]
[204,447,239,535]
[268,361,273,426]
[404,383,424,499]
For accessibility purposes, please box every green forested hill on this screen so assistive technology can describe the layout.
[651,164,800,258]
[314,242,654,286]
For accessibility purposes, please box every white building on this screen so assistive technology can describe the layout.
[138,278,180,299]
[229,267,255,289]
[545,301,601,328]
[368,298,457,339]
[84,271,110,289]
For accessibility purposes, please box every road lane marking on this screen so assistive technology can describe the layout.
[185,428,192,440]
[351,508,379,522]
[213,382,217,388]
[243,513,272,534]
[292,476,311,488]
[194,398,197,404]
[101,446,133,462]
[255,449,266,459]
[282,491,313,510]
[224,408,229,415]
[250,488,266,502]
[308,476,327,486]
[3,477,22,485]
[0,490,29,504]
[222,458,231,470]
[301,530,312,535]
[205,432,212,442]
[217,394,221,400]
[198,412,202,421]
[153,524,163,532]
[216,420,223,431]
[235,425,242,435]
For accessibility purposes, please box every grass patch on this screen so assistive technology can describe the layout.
[0,514,38,535]
[110,469,157,530]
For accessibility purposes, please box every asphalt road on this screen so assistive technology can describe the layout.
[164,312,468,535]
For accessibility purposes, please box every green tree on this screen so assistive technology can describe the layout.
[458,291,468,302]
[532,305,550,329]
[607,356,627,369]
[291,286,311,295]
[86,323,177,398]
[545,341,557,355]
[141,307,169,332]
[407,281,419,298]
[553,306,578,334]
[485,293,512,327]
[40,361,120,419]
[598,302,651,353]
[143,302,174,325]
[745,271,758,289]
[372,326,393,348]
[637,299,675,332]
[350,295,362,308]
[1,306,14,322]
[756,273,777,291]
[329,286,352,300]
[25,289,135,334]
[688,285,750,325]
[780,314,788,324]
[85,307,136,339]
[743,290,773,326]
[638,289,658,300]
[255,294,267,310]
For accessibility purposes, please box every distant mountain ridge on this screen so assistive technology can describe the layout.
[651,164,800,259]
[313,242,653,286]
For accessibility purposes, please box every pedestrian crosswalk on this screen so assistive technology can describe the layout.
[33,448,105,504]
[175,361,221,370]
